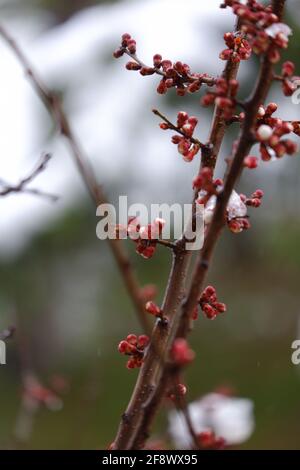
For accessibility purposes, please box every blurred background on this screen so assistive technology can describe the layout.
[0,0,300,449]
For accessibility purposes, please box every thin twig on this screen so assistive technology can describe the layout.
[0,153,58,201]
[152,109,203,147]
[0,24,151,336]
[124,49,217,87]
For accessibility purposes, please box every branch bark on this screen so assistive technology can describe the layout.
[114,18,243,452]
[113,1,286,450]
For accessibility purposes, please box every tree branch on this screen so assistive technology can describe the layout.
[113,1,287,450]
[0,24,151,336]
[113,17,243,451]
[0,153,58,201]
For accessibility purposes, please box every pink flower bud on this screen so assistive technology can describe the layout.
[113,48,124,59]
[153,54,162,67]
[126,334,138,345]
[126,61,141,71]
[137,335,150,349]
[177,111,189,127]
[171,339,195,365]
[127,39,137,54]
[140,67,155,76]
[202,303,217,319]
[157,80,167,95]
[244,156,258,169]
[214,302,227,313]
[145,301,161,317]
[282,61,295,77]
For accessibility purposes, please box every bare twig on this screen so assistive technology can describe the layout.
[0,153,58,201]
[0,24,151,335]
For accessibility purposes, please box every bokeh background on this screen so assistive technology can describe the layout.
[0,0,300,449]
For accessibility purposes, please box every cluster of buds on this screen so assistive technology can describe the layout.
[222,1,292,63]
[227,216,250,234]
[160,111,201,162]
[167,383,187,402]
[220,32,252,63]
[193,167,222,196]
[224,190,262,233]
[240,189,264,209]
[155,60,211,97]
[197,181,249,233]
[114,34,215,96]
[256,122,298,161]
[113,33,137,58]
[202,78,239,120]
[197,430,226,450]
[198,285,227,320]
[279,61,300,97]
[171,338,195,366]
[115,217,166,259]
[118,334,150,369]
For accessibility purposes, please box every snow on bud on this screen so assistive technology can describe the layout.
[257,124,273,141]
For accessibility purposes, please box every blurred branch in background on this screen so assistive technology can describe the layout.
[0,153,58,201]
[0,23,151,337]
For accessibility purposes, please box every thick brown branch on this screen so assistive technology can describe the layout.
[178,0,287,337]
[114,19,243,451]
[114,1,287,449]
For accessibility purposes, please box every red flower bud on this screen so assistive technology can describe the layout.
[140,66,155,76]
[137,335,150,349]
[113,48,124,59]
[127,39,137,54]
[126,61,141,71]
[145,301,161,317]
[203,303,217,319]
[126,334,138,345]
[171,338,195,365]
[153,54,162,67]
[244,156,258,169]
[157,80,167,95]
